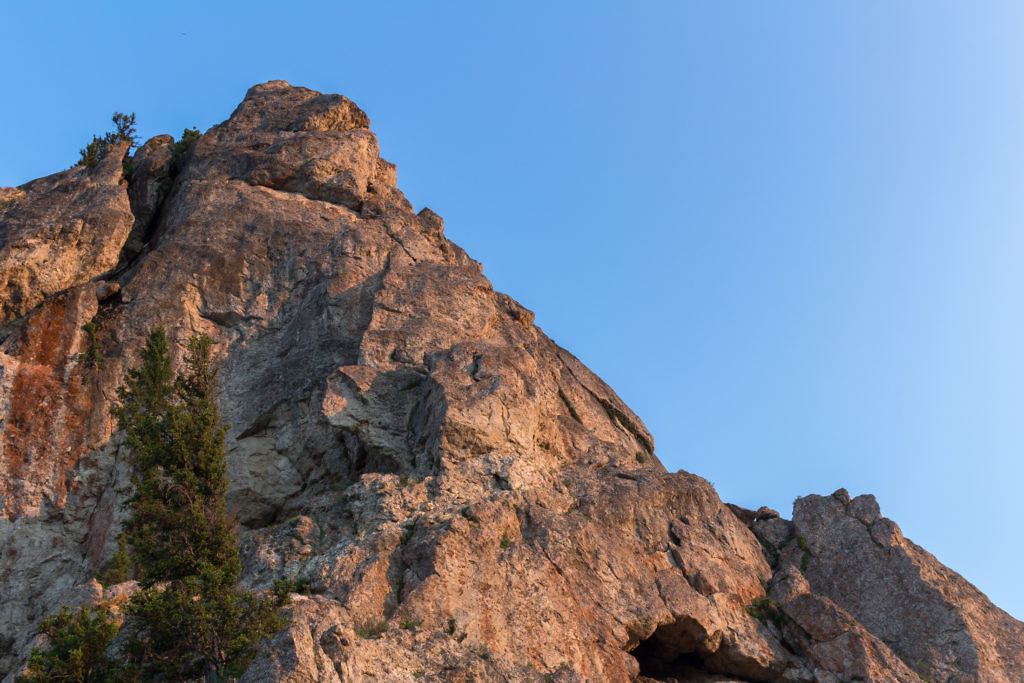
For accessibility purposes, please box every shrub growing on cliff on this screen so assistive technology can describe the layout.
[77,112,137,169]
[79,322,104,370]
[113,328,284,678]
[169,126,202,175]
[94,537,130,586]
[18,606,119,683]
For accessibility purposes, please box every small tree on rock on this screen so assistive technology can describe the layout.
[113,328,284,679]
[77,112,137,169]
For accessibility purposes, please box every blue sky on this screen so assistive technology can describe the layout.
[3,2,1023,619]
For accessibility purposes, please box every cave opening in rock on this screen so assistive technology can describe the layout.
[626,618,708,679]
[631,618,716,680]
[632,638,705,679]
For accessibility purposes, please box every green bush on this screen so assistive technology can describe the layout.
[272,576,311,605]
[557,388,583,424]
[124,569,284,680]
[77,112,137,169]
[170,127,201,175]
[797,534,811,572]
[113,328,285,678]
[95,537,130,586]
[80,322,104,370]
[18,606,119,683]
[354,619,388,639]
[746,595,786,630]
[114,330,240,586]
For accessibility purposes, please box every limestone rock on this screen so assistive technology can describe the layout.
[773,492,1024,682]
[0,141,133,324]
[768,569,919,682]
[0,188,24,207]
[121,134,174,263]
[0,81,1021,682]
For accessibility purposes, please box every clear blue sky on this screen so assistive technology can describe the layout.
[3,2,1022,619]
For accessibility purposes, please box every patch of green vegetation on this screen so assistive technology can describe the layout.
[79,322,104,370]
[557,387,583,424]
[445,618,457,635]
[599,398,654,454]
[500,532,511,549]
[354,619,389,639]
[797,534,811,572]
[758,537,779,569]
[746,595,786,631]
[95,537,130,586]
[272,576,312,605]
[400,521,416,545]
[399,618,421,630]
[169,127,201,175]
[77,112,137,169]
[18,606,119,683]
[635,450,647,464]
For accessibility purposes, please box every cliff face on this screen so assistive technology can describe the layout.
[0,81,1021,682]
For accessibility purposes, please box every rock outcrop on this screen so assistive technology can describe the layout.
[1,81,1021,682]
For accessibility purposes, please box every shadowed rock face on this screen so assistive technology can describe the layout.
[0,81,1021,682]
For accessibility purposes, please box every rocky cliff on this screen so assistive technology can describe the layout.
[0,81,1021,682]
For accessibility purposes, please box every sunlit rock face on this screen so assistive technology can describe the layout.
[1,82,1021,682]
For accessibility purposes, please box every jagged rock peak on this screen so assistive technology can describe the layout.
[1,83,1022,682]
[234,80,372,133]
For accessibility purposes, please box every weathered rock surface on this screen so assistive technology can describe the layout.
[0,142,133,326]
[753,490,1024,682]
[1,81,1022,681]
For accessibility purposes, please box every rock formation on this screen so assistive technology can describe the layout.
[0,81,1021,682]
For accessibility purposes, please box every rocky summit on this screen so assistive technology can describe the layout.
[0,81,1021,682]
